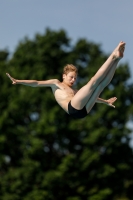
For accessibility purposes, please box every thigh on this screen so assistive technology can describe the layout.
[71,78,96,110]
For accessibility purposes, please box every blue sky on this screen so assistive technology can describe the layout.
[1,0,133,145]
[1,0,133,78]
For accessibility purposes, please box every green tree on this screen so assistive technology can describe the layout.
[0,29,133,200]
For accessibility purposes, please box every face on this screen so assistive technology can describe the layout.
[63,71,77,86]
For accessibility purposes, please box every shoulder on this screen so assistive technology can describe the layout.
[51,80,68,95]
[47,79,61,88]
[54,79,60,84]
[51,79,61,91]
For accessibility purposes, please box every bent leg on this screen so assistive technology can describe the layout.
[71,42,125,110]
[85,60,119,113]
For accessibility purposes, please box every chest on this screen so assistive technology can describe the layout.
[52,84,76,98]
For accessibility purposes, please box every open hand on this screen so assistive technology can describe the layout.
[106,97,117,108]
[6,73,17,84]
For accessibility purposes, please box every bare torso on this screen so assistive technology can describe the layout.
[51,81,77,113]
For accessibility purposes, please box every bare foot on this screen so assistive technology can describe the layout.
[112,41,126,60]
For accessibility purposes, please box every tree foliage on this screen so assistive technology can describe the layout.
[0,28,133,200]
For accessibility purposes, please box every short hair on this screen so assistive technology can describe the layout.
[63,64,78,75]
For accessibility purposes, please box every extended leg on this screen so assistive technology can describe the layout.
[71,41,125,110]
[85,60,119,113]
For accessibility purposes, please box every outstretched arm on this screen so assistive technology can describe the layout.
[96,97,117,108]
[6,73,59,87]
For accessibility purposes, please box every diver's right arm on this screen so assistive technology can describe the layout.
[6,73,60,87]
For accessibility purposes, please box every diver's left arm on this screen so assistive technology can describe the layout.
[96,97,117,108]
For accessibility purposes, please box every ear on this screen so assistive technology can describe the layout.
[63,74,66,79]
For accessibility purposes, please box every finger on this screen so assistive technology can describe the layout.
[6,73,12,79]
[6,73,10,77]
[112,97,117,102]
[113,99,117,103]
[111,105,115,108]
[109,104,115,108]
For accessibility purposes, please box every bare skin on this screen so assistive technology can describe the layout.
[6,41,125,116]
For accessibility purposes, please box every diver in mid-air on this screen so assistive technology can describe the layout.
[6,41,125,119]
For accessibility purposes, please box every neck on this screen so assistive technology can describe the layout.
[62,81,72,87]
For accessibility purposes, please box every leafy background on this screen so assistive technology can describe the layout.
[0,29,133,200]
